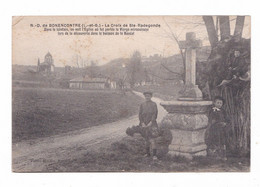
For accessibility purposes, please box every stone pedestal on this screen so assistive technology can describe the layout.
[160,32,212,159]
[161,100,212,159]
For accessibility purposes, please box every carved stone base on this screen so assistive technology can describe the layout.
[168,150,207,160]
[167,128,208,159]
[169,128,207,147]
[161,113,209,130]
[160,101,212,160]
[169,143,207,153]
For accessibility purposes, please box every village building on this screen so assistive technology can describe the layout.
[69,75,117,90]
[37,52,55,73]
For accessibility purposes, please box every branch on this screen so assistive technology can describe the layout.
[177,25,188,39]
[146,69,181,80]
[163,18,185,66]
[160,63,183,76]
[168,18,205,26]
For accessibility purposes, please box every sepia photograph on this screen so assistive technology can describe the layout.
[12,16,251,172]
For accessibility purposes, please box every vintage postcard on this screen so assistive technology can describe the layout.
[12,16,250,172]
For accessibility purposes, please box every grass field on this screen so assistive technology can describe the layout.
[12,87,143,143]
[45,135,250,172]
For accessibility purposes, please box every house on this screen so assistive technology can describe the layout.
[69,76,117,89]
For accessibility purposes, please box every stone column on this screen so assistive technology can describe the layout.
[160,32,212,159]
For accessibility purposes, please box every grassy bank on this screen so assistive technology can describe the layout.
[45,135,249,172]
[12,87,143,142]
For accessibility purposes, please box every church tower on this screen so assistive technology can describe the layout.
[37,58,40,72]
[44,52,53,65]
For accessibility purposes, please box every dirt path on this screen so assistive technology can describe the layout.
[12,91,167,172]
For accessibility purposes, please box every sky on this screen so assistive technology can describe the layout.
[12,16,250,67]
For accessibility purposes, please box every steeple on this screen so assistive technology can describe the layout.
[44,52,53,65]
[37,58,40,72]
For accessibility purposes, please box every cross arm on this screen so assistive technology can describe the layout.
[179,40,202,49]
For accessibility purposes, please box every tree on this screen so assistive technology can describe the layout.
[202,16,218,48]
[126,51,145,88]
[234,16,246,41]
[87,61,100,78]
[203,16,250,156]
[219,16,231,41]
[162,19,186,81]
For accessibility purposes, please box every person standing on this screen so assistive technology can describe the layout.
[138,91,159,160]
[206,96,230,160]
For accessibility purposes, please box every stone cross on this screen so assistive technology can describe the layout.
[179,32,202,85]
[160,32,212,159]
[179,32,202,100]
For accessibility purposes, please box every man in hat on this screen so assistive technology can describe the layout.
[126,91,173,160]
[138,91,159,159]
[139,92,158,129]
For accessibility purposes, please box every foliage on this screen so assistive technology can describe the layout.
[85,61,101,78]
[201,16,250,156]
[206,38,250,156]
[126,51,145,87]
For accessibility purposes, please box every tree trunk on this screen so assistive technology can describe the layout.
[234,16,245,41]
[202,16,218,48]
[216,17,219,40]
[219,16,231,40]
[204,15,250,156]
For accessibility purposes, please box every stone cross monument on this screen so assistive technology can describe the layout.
[160,32,212,159]
[178,32,203,100]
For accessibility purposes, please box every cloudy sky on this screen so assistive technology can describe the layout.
[12,16,250,67]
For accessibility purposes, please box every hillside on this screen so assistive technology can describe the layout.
[12,46,211,87]
[99,46,211,83]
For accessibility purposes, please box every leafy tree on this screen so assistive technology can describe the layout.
[86,61,100,78]
[203,16,250,156]
[126,51,145,88]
